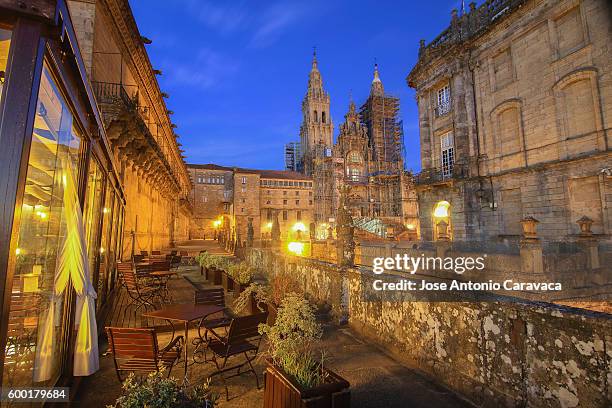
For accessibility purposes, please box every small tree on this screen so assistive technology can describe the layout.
[259,293,326,389]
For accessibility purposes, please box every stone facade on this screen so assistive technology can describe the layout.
[187,165,314,247]
[297,55,419,238]
[187,164,233,239]
[407,0,611,247]
[68,0,192,255]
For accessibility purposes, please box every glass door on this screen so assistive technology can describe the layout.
[3,63,83,388]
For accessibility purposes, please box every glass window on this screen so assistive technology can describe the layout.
[0,28,12,104]
[83,159,105,302]
[96,183,114,311]
[4,64,82,387]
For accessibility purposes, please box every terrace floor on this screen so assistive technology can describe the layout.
[75,240,472,408]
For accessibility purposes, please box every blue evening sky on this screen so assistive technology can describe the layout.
[130,0,465,172]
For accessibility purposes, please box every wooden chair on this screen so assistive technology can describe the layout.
[151,250,162,256]
[192,288,233,362]
[140,250,148,257]
[207,313,268,400]
[132,254,145,263]
[106,327,183,382]
[117,262,159,314]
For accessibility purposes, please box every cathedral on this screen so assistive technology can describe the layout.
[296,52,418,239]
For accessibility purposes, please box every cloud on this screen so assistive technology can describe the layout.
[249,3,309,48]
[181,0,249,35]
[161,47,240,90]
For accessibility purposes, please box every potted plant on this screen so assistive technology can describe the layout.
[259,293,350,408]
[265,271,301,325]
[207,255,226,286]
[195,251,212,280]
[221,259,235,292]
[110,370,217,408]
[229,261,254,298]
[233,282,270,315]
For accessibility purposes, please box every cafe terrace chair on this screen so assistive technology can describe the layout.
[192,288,233,363]
[207,312,269,400]
[105,327,184,382]
[117,262,159,314]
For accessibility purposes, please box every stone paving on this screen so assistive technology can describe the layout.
[75,240,472,408]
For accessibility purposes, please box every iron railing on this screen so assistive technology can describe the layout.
[414,162,468,185]
[435,99,452,117]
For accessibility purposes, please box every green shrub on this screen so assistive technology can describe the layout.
[259,293,325,389]
[195,252,213,269]
[109,370,217,408]
[233,283,270,314]
[228,261,253,285]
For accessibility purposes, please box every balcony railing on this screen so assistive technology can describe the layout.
[435,100,452,117]
[91,81,136,109]
[414,162,468,185]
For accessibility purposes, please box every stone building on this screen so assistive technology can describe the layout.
[69,0,193,257]
[407,0,611,246]
[188,165,314,246]
[297,55,418,238]
[187,164,233,239]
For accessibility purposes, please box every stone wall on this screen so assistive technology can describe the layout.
[246,248,612,408]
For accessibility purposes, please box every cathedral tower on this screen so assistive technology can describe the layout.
[299,51,333,175]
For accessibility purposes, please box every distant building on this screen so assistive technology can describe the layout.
[187,164,233,239]
[187,164,314,245]
[407,0,611,244]
[284,142,302,172]
[297,54,418,238]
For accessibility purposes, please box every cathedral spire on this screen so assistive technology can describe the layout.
[371,63,384,96]
[307,49,323,97]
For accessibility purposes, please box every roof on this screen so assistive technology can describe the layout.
[187,163,312,180]
[186,163,233,171]
[256,170,312,180]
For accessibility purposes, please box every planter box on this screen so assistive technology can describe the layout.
[264,361,350,408]
[263,302,278,326]
[222,272,234,291]
[210,268,222,286]
[233,282,248,299]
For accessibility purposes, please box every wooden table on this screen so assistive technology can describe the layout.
[142,304,225,382]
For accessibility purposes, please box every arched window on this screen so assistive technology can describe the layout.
[432,201,451,240]
[322,111,326,124]
[314,110,318,123]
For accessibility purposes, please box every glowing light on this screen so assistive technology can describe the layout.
[15,248,21,256]
[433,201,450,218]
[103,207,109,214]
[292,222,307,232]
[99,247,105,254]
[406,224,415,230]
[266,222,273,229]
[36,211,47,219]
[287,241,305,256]
[213,220,222,228]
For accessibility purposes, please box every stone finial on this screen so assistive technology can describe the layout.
[576,216,594,237]
[520,216,539,239]
[469,2,476,11]
[451,8,458,20]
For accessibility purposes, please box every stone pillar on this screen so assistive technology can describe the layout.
[435,220,451,258]
[576,216,600,270]
[519,216,543,275]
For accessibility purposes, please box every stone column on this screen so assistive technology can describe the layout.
[576,216,600,270]
[435,220,451,258]
[519,216,544,275]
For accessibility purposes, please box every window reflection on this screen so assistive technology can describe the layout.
[83,159,105,302]
[0,28,12,104]
[4,64,82,388]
